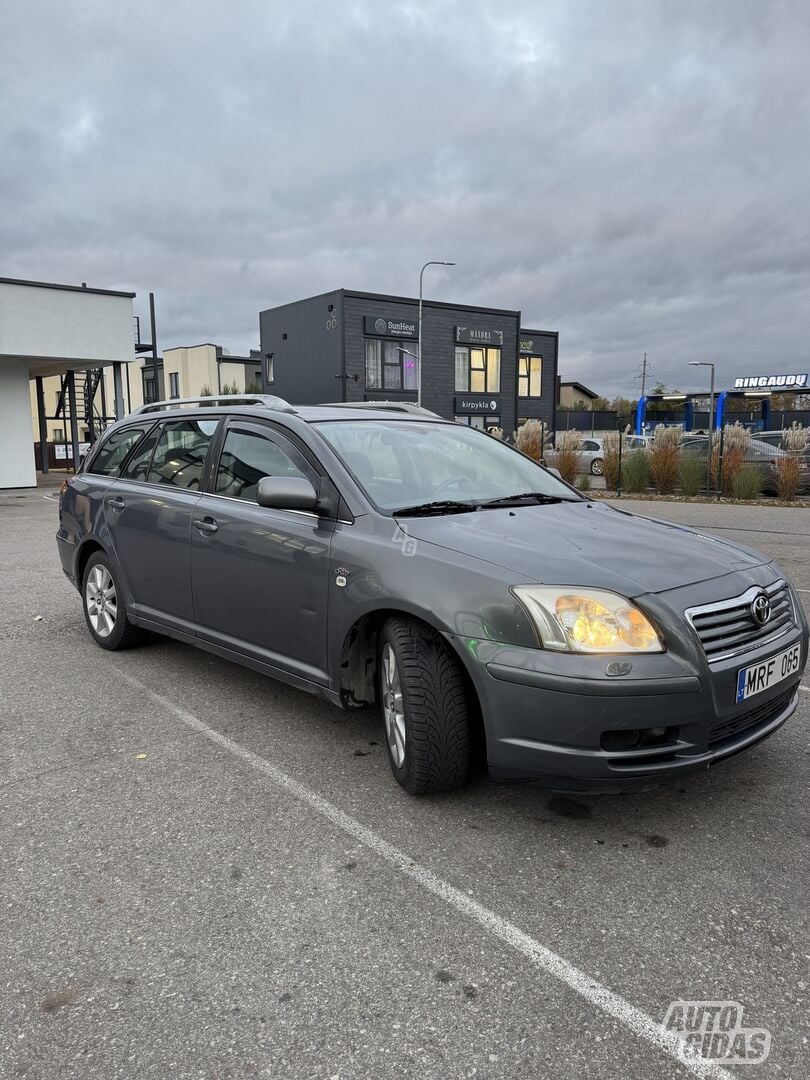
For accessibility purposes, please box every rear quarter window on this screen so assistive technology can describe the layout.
[86,426,151,477]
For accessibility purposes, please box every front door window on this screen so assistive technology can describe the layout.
[215,426,311,502]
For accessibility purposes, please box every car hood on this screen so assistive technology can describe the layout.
[398,501,770,596]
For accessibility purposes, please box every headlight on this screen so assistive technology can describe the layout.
[513,586,664,654]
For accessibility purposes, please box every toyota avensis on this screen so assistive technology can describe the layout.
[57,396,808,795]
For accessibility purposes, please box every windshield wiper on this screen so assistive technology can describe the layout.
[393,499,480,517]
[478,491,579,508]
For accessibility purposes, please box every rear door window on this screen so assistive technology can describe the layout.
[86,426,150,477]
[147,419,220,490]
[120,426,162,482]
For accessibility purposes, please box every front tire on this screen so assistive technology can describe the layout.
[591,458,604,476]
[379,618,470,795]
[82,552,143,651]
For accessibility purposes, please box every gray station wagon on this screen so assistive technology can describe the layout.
[57,395,808,795]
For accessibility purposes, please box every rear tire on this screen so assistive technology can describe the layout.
[379,617,470,795]
[82,552,144,651]
[591,458,604,476]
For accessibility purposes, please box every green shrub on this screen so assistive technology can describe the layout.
[576,473,592,492]
[622,450,650,493]
[730,466,763,500]
[677,453,706,497]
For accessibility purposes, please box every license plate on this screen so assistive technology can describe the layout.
[736,643,801,703]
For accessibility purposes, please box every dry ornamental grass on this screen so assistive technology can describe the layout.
[601,432,621,491]
[775,455,802,500]
[648,427,680,494]
[711,423,751,494]
[554,430,582,485]
[514,419,549,463]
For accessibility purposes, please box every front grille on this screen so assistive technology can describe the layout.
[709,687,795,746]
[686,580,794,662]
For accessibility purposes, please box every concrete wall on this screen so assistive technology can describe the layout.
[0,282,134,362]
[163,346,215,398]
[1,360,36,487]
[559,384,598,409]
[162,346,260,400]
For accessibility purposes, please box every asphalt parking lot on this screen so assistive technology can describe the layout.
[1,485,808,1079]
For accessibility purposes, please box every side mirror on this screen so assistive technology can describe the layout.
[256,475,319,512]
[546,466,563,480]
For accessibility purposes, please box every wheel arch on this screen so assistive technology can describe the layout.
[336,607,486,757]
[75,538,107,586]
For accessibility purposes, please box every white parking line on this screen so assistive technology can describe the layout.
[114,667,733,1080]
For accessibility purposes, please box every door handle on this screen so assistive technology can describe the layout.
[192,517,218,535]
[108,497,126,511]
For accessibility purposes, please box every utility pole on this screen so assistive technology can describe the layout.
[149,292,159,403]
[640,352,648,398]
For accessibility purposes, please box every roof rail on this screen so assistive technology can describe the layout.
[321,401,441,417]
[133,394,296,415]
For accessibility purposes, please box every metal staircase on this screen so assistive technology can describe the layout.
[54,368,109,442]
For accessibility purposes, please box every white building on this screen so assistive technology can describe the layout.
[1,276,136,488]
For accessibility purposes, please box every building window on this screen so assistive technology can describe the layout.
[365,339,417,391]
[455,414,500,430]
[518,355,542,398]
[169,372,180,399]
[454,347,501,393]
[143,374,158,403]
[265,353,274,384]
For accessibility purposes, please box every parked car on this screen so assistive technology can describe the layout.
[546,436,608,475]
[753,430,810,458]
[58,395,808,795]
[578,437,607,475]
[679,434,810,494]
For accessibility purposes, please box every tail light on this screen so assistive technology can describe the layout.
[58,477,72,497]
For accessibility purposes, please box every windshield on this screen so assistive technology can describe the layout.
[315,420,580,511]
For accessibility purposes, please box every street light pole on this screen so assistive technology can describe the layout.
[688,361,716,438]
[417,260,455,407]
[689,361,717,495]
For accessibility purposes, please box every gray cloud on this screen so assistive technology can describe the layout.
[2,0,809,396]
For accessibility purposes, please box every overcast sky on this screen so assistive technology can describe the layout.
[2,1,809,397]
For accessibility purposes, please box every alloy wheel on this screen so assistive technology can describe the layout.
[85,564,118,638]
[381,642,406,768]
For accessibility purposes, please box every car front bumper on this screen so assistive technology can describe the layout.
[448,599,808,793]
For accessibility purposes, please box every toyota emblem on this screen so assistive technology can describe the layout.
[750,593,771,626]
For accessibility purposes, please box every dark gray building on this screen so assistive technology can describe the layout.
[259,289,558,434]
